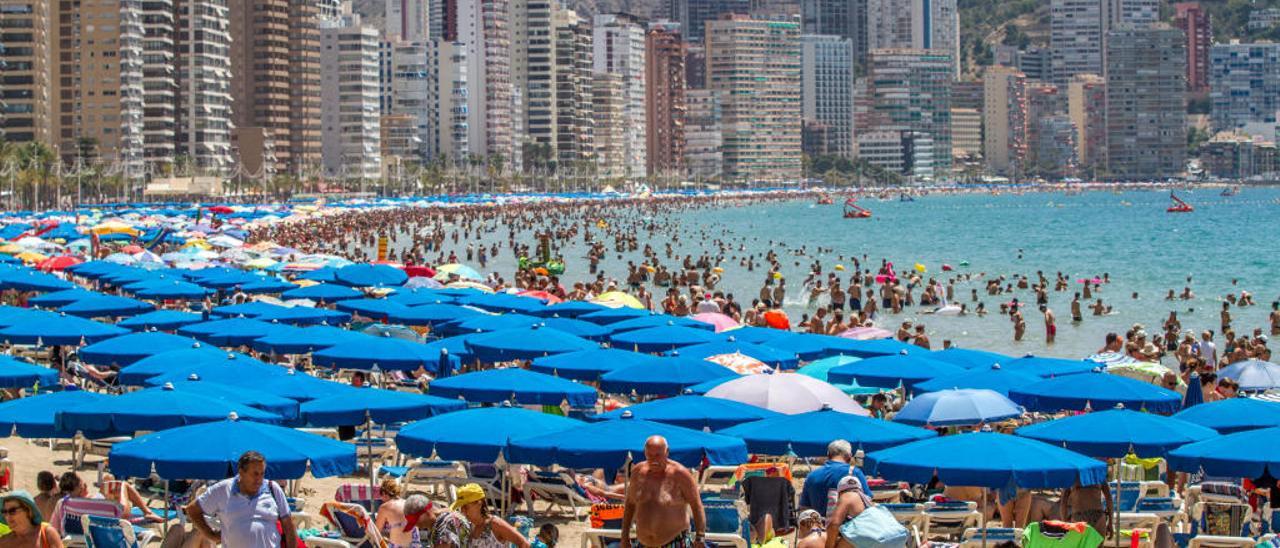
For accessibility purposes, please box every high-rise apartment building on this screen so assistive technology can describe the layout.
[387,42,431,162]
[684,88,722,177]
[1208,42,1280,133]
[0,0,53,146]
[427,40,470,161]
[385,0,428,41]
[174,0,234,173]
[866,48,952,175]
[1050,0,1103,85]
[801,0,865,71]
[593,14,646,178]
[436,0,516,167]
[1066,73,1105,171]
[228,0,321,176]
[669,0,749,45]
[801,34,854,157]
[1105,25,1186,180]
[591,72,627,178]
[1173,3,1211,95]
[950,107,981,160]
[512,0,590,169]
[705,15,801,182]
[320,14,382,180]
[645,21,686,176]
[983,65,1026,175]
[865,0,957,76]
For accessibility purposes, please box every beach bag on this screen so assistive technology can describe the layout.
[839,495,909,548]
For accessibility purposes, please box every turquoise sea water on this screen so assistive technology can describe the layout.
[403,187,1280,361]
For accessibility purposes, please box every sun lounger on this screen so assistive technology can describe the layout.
[960,527,1022,548]
[444,464,508,512]
[524,470,592,519]
[319,500,385,548]
[1134,497,1189,531]
[921,501,982,540]
[52,497,130,547]
[81,514,157,548]
[882,502,926,529]
[75,436,132,468]
[1188,535,1260,548]
[700,465,738,495]
[397,460,466,498]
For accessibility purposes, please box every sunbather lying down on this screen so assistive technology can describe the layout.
[576,471,626,501]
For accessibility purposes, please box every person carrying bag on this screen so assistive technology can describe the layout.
[825,476,908,548]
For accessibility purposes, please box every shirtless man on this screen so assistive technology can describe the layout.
[1041,306,1056,344]
[1061,480,1112,537]
[622,436,706,548]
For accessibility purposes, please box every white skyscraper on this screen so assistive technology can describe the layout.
[866,0,958,77]
[320,14,383,181]
[801,34,855,157]
[389,42,432,161]
[175,0,235,172]
[592,13,647,178]
[431,0,517,166]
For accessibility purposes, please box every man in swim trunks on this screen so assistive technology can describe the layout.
[1041,305,1056,344]
[622,436,706,548]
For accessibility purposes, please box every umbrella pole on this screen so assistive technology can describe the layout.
[981,492,988,548]
[367,412,378,513]
[163,480,170,537]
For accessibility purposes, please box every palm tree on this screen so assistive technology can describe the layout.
[17,142,57,210]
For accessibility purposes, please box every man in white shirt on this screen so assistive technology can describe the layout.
[186,451,297,547]
[1198,330,1218,369]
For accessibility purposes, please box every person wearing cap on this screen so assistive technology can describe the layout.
[378,492,433,548]
[184,450,297,548]
[0,490,63,547]
[429,483,527,548]
[822,476,870,548]
[799,440,869,518]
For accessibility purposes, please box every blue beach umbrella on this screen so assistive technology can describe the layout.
[385,304,479,327]
[599,357,739,397]
[238,278,299,294]
[333,264,408,287]
[578,307,653,325]
[607,315,712,333]
[1167,426,1280,477]
[55,384,281,437]
[610,325,723,353]
[0,306,52,328]
[464,326,598,363]
[385,289,458,306]
[164,377,301,420]
[529,348,659,381]
[455,293,548,314]
[300,388,465,426]
[763,332,903,361]
[1217,359,1280,392]
[1183,374,1204,409]
[211,301,284,318]
[78,332,201,366]
[0,269,75,292]
[911,364,1041,396]
[667,341,800,370]
[313,336,457,372]
[590,395,782,431]
[335,299,409,321]
[439,312,542,335]
[28,288,101,308]
[1000,355,1098,378]
[129,280,212,300]
[720,408,936,456]
[506,415,749,469]
[1016,407,1217,457]
[177,317,282,346]
[929,347,1013,369]
[833,338,921,358]
[281,283,363,303]
[720,326,789,344]
[538,317,612,341]
[865,432,1109,488]
[893,389,1025,427]
[396,405,583,462]
[250,326,366,354]
[109,418,356,480]
[828,351,963,390]
[0,313,128,345]
[297,267,337,283]
[0,356,59,388]
[429,368,598,407]
[254,306,350,326]
[1008,370,1182,413]
[0,389,109,438]
[117,310,204,332]
[58,295,155,318]
[527,301,607,318]
[1172,397,1280,434]
[118,347,270,386]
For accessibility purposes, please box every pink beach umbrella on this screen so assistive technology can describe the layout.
[691,312,739,333]
[839,326,893,340]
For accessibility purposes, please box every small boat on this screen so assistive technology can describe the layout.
[844,198,872,219]
[1167,192,1194,213]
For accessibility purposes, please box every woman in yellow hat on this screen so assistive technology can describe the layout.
[428,483,528,548]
